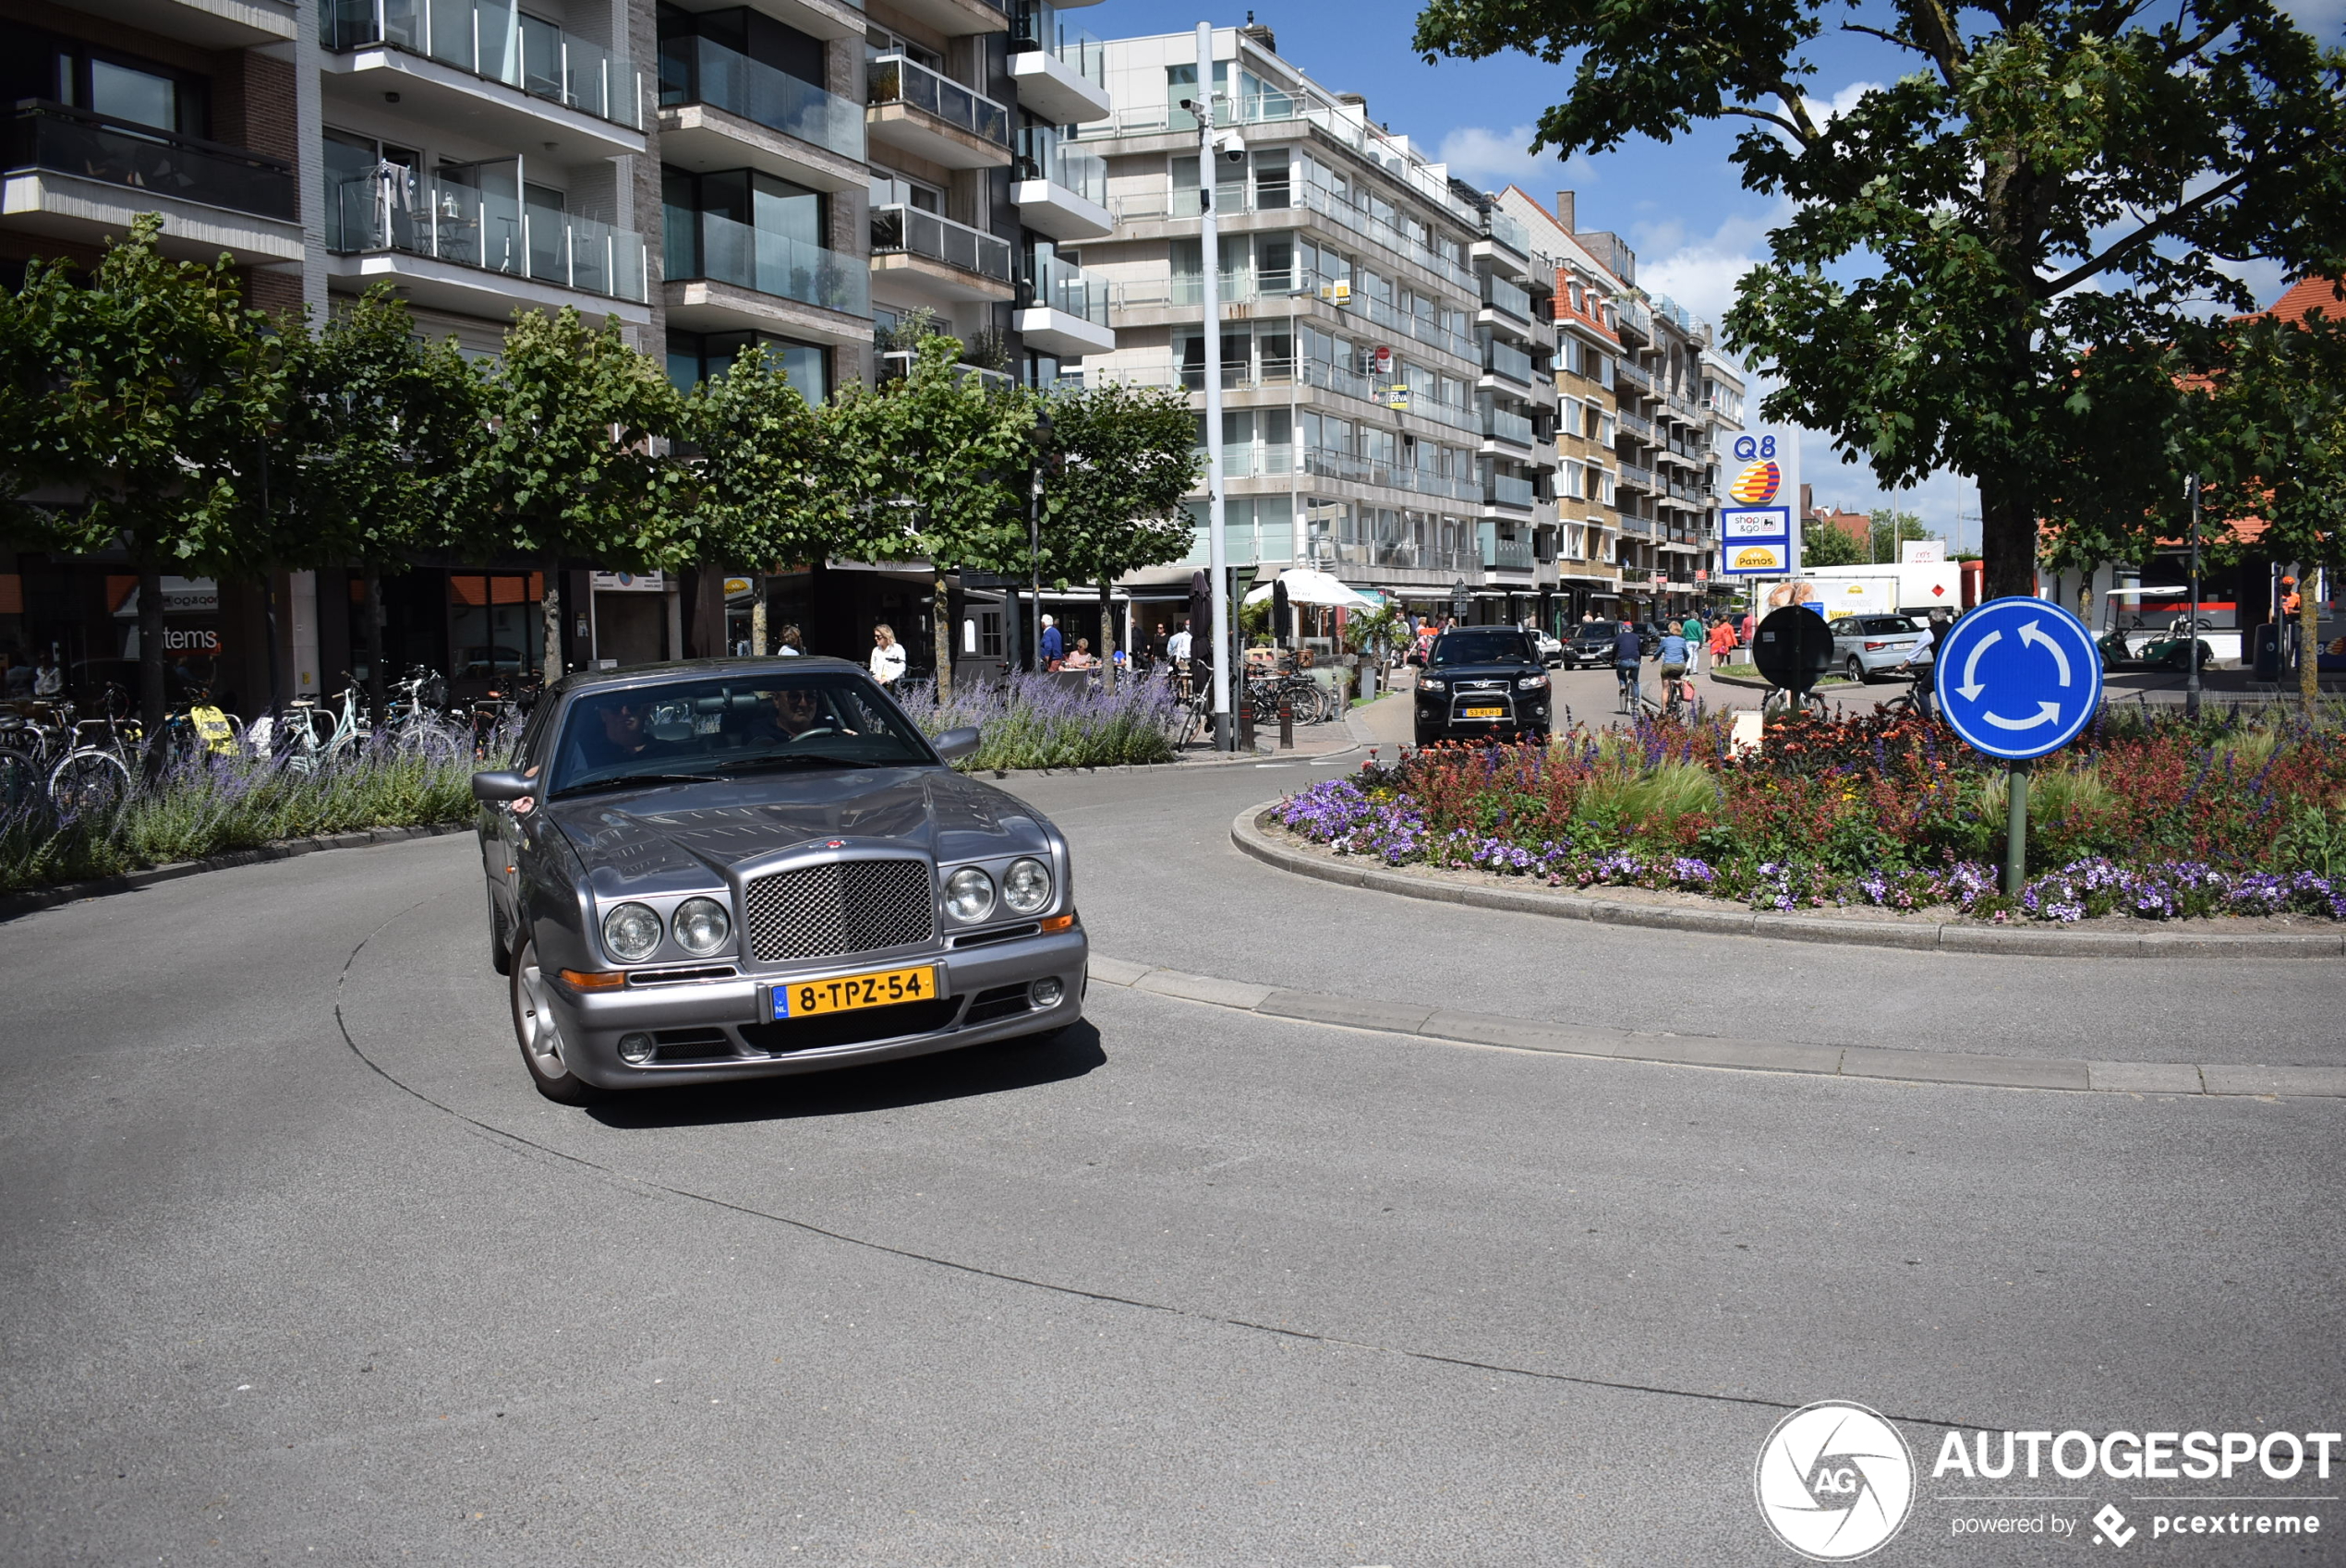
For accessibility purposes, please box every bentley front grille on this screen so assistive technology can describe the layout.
[743,859,937,964]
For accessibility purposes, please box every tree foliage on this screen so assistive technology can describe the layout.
[1800,513,1868,567]
[1413,0,2346,597]
[686,344,842,573]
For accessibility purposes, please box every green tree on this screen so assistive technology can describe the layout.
[281,286,484,717]
[827,337,1034,699]
[1,216,290,746]
[1034,380,1203,692]
[465,309,693,677]
[2188,297,2346,716]
[685,344,844,656]
[1800,513,1866,567]
[1413,0,2346,599]
[1866,507,1932,564]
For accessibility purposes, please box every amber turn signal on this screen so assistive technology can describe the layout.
[558,969,628,991]
[1039,913,1076,933]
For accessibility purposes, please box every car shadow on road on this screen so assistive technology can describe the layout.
[578,1022,1108,1129]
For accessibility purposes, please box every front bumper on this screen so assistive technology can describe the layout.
[545,924,1089,1088]
[1416,689,1549,734]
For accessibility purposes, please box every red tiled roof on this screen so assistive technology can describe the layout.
[2260,276,2344,327]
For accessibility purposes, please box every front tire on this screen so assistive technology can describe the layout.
[510,935,602,1105]
[1844,656,1866,683]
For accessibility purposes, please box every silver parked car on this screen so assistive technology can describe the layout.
[471,658,1085,1104]
[1830,615,1930,682]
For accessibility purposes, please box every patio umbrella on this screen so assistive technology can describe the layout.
[1187,569,1213,674]
[1240,568,1375,610]
[1272,575,1292,645]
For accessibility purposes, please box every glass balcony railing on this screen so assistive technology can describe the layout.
[1011,5,1105,85]
[1028,254,1106,325]
[1483,405,1535,445]
[1479,525,1535,570]
[867,54,1010,148]
[659,37,863,159]
[870,203,1012,283]
[1016,144,1106,205]
[1485,340,1535,383]
[681,210,868,316]
[1483,208,1530,256]
[320,0,641,127]
[1486,473,1537,508]
[326,163,647,302]
[7,101,295,220]
[1616,357,1653,391]
[1481,275,1531,320]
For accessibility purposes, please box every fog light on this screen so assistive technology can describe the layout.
[1030,977,1064,1008]
[617,1032,655,1065]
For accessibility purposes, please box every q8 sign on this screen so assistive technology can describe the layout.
[1718,426,1803,578]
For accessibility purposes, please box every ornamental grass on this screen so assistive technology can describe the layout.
[896,669,1181,772]
[1276,705,2346,923]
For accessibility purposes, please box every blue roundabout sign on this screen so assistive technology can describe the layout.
[1935,597,2104,762]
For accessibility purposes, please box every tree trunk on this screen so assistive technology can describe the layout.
[1098,579,1116,694]
[932,570,953,702]
[749,576,768,656]
[2301,567,2322,719]
[136,565,165,772]
[541,556,563,681]
[1977,478,2038,600]
[362,563,386,723]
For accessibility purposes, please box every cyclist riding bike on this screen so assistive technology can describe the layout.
[1657,627,1690,718]
[1613,620,1644,713]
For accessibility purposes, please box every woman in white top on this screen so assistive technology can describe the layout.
[868,623,907,685]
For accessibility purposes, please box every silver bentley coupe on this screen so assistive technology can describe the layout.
[470,657,1086,1104]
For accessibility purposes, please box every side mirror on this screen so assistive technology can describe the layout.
[472,768,534,802]
[931,726,982,763]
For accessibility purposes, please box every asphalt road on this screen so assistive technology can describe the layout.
[4,766,2341,1566]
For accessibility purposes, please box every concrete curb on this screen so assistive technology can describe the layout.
[0,821,475,923]
[1231,800,2346,961]
[1085,954,2346,1099]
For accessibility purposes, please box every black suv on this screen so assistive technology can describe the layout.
[1409,628,1552,745]
[1559,621,1622,669]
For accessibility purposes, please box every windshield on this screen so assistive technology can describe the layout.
[1430,631,1536,667]
[548,672,935,797]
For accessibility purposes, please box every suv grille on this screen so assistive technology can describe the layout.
[744,859,935,964]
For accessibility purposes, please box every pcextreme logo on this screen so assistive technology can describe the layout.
[1755,1402,1917,1561]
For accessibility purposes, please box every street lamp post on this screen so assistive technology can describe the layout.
[1191,20,1233,750]
[2185,471,2203,718]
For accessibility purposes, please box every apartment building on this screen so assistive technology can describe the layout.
[1,0,1119,706]
[1500,187,1746,628]
[1067,23,1560,629]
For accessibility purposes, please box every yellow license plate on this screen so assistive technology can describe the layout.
[771,965,938,1020]
[1463,706,1506,718]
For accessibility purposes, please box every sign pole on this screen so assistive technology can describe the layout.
[2004,761,2030,896]
[1196,20,1232,753]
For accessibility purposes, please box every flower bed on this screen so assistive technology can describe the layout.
[1274,708,2346,923]
[897,669,1182,771]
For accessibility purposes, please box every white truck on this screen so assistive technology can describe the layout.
[1755,563,1965,622]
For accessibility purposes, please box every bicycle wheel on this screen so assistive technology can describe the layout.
[393,718,465,763]
[49,749,131,815]
[0,745,40,812]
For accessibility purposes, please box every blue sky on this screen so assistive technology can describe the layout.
[1074,0,2340,549]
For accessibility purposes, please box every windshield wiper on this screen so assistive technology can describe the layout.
[714,753,871,773]
[551,772,722,799]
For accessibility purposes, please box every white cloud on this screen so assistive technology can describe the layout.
[1631,202,1786,332]
[1433,124,1599,194]
[1801,79,1887,127]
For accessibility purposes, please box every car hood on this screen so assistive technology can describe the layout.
[541,767,1050,895]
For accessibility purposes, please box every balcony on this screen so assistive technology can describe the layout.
[325,161,649,320]
[1011,145,1110,241]
[73,0,296,49]
[1617,408,1656,444]
[869,203,1013,302]
[657,37,864,191]
[1008,23,1109,125]
[1013,255,1112,356]
[1483,339,1534,386]
[321,0,643,159]
[666,209,868,341]
[4,102,301,265]
[877,0,1005,39]
[1471,206,1530,279]
[1481,275,1530,322]
[1481,404,1535,448]
[1486,473,1536,510]
[1479,525,1535,573]
[1615,357,1653,392]
[866,54,1011,169]
[1616,461,1655,492]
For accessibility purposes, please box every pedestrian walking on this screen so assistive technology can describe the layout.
[1040,614,1064,667]
[776,623,804,657]
[1707,615,1736,669]
[1680,610,1704,671]
[868,623,906,685]
[1613,619,1643,714]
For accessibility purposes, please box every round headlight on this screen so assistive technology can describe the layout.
[1002,856,1052,915]
[944,865,996,923]
[672,897,732,957]
[602,900,663,962]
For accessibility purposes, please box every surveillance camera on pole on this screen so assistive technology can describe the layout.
[1217,128,1247,163]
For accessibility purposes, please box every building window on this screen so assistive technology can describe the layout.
[667,329,829,401]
